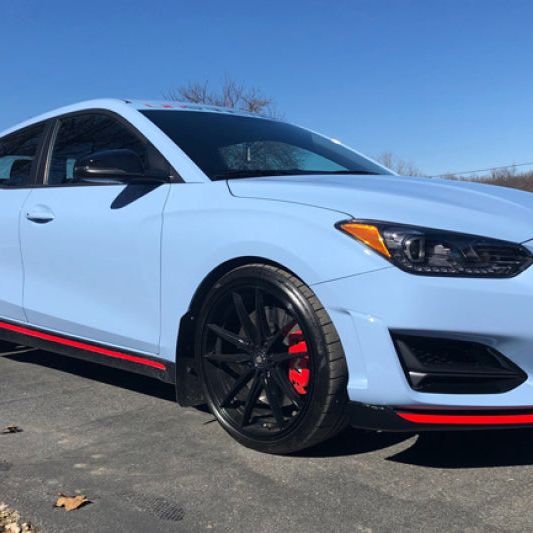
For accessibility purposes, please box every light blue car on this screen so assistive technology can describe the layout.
[1,99,532,453]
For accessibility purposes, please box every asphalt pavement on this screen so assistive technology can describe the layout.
[2,348,533,532]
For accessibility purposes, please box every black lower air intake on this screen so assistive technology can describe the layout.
[391,333,527,394]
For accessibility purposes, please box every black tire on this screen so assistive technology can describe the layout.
[195,263,349,454]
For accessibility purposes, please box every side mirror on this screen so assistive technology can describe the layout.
[73,149,170,183]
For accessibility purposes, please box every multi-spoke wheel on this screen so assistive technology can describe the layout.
[195,264,349,454]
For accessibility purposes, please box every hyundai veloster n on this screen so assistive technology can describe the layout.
[1,99,532,453]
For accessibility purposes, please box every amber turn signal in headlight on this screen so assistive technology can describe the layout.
[337,222,391,258]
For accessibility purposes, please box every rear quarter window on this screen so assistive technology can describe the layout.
[0,123,46,187]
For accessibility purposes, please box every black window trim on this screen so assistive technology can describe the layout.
[35,108,183,189]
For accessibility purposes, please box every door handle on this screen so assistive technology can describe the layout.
[25,205,55,224]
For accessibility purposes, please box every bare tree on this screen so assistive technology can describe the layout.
[165,77,298,170]
[166,76,278,116]
[375,151,422,176]
[471,166,533,192]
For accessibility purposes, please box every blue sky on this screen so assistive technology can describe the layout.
[1,0,532,175]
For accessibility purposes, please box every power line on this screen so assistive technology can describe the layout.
[430,161,533,178]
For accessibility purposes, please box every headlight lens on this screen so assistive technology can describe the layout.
[337,220,533,278]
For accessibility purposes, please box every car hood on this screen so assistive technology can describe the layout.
[228,174,533,243]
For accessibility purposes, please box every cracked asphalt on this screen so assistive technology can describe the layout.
[2,347,533,532]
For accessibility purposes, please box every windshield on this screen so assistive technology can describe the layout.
[141,110,392,180]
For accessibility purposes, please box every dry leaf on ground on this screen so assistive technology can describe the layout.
[1,425,22,434]
[54,493,90,512]
[0,502,37,532]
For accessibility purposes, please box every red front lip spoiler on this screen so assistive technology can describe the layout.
[347,402,533,431]
[397,412,533,426]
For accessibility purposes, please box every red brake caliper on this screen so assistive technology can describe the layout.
[288,330,310,395]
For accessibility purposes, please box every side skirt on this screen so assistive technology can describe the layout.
[0,319,175,384]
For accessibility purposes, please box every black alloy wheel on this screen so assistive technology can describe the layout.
[195,264,349,454]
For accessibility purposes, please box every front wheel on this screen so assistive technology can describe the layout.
[195,264,349,454]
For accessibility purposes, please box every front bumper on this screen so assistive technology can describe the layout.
[347,402,533,431]
[312,254,533,413]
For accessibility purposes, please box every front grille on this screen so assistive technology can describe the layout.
[391,333,527,394]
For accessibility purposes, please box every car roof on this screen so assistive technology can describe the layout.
[0,98,269,138]
[126,99,264,118]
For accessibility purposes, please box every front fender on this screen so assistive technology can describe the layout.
[158,182,389,362]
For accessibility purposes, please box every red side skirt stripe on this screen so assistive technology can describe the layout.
[397,412,533,425]
[0,320,166,370]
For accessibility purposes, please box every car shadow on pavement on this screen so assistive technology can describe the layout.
[385,429,533,468]
[297,428,415,458]
[302,426,533,468]
[4,349,177,402]
[7,349,533,469]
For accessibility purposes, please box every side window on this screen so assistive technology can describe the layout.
[47,113,166,186]
[0,123,45,187]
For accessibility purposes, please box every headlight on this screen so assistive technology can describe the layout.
[337,220,533,278]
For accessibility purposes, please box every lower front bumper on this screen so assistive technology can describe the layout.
[348,402,533,432]
[312,266,533,408]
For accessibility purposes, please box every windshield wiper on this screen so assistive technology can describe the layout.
[212,169,380,181]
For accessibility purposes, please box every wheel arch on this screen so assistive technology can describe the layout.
[175,255,302,406]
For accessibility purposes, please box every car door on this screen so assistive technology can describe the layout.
[20,112,172,354]
[0,122,46,322]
